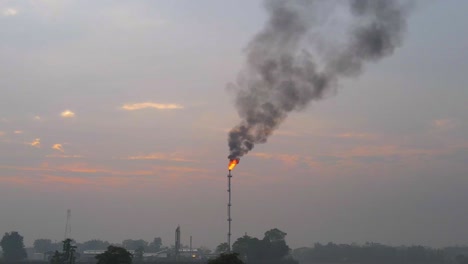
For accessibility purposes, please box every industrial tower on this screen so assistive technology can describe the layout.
[64,209,71,240]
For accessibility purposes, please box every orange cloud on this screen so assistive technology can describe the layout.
[61,110,75,118]
[334,133,377,140]
[52,143,65,152]
[125,152,195,162]
[42,174,93,185]
[46,154,83,158]
[14,130,23,134]
[0,131,5,136]
[29,138,41,148]
[0,176,32,185]
[122,102,183,111]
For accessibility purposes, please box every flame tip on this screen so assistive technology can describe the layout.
[228,158,240,170]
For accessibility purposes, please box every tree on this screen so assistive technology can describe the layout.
[34,239,55,253]
[263,228,290,260]
[232,235,266,261]
[134,246,144,264]
[456,255,468,264]
[50,251,63,264]
[208,253,244,264]
[264,228,287,242]
[0,231,27,261]
[198,246,212,256]
[232,229,291,262]
[62,239,77,264]
[95,246,133,264]
[148,237,162,252]
[122,239,148,251]
[78,240,110,251]
[216,243,230,254]
[49,239,77,264]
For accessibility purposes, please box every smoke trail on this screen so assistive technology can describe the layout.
[228,0,410,160]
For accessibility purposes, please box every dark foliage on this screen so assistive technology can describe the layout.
[0,231,27,262]
[293,242,446,264]
[208,253,244,264]
[95,245,133,264]
[232,228,291,262]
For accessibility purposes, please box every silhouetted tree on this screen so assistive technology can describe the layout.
[216,242,230,254]
[233,234,267,261]
[50,251,62,264]
[263,228,290,260]
[34,239,55,253]
[95,246,132,264]
[264,228,287,242]
[148,237,162,252]
[232,229,291,262]
[78,239,110,251]
[0,231,27,262]
[49,239,77,264]
[198,246,213,256]
[122,239,148,251]
[292,243,445,264]
[134,246,144,264]
[62,239,77,264]
[208,253,244,264]
[456,255,468,264]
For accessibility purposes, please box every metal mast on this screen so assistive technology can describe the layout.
[227,170,232,252]
[64,209,71,240]
[175,225,181,261]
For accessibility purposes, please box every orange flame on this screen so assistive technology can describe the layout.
[228,159,239,171]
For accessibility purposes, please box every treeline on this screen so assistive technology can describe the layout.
[33,237,164,253]
[292,242,468,264]
[228,228,298,264]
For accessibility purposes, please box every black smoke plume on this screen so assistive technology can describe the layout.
[228,0,411,160]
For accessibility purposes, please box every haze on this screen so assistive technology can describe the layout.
[1,0,467,250]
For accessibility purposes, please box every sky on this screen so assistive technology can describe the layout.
[0,0,467,250]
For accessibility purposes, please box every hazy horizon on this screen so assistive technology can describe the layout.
[1,0,467,250]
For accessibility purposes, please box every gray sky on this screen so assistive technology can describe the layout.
[0,0,467,250]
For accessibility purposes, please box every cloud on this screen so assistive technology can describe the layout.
[334,133,377,140]
[431,118,458,131]
[2,8,18,16]
[122,102,183,111]
[125,152,195,162]
[61,110,75,118]
[0,131,5,136]
[52,143,64,152]
[251,152,301,166]
[46,154,83,159]
[42,174,94,186]
[14,130,23,134]
[34,116,42,121]
[29,138,41,148]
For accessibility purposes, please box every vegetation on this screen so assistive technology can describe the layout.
[49,239,77,264]
[0,231,27,262]
[95,245,133,264]
[79,239,110,251]
[34,239,59,253]
[208,252,244,264]
[292,242,446,264]
[133,246,144,264]
[232,228,293,263]
[9,230,468,264]
[216,242,230,254]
